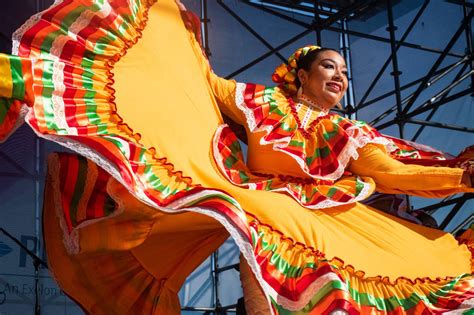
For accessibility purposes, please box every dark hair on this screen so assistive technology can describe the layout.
[295,47,340,88]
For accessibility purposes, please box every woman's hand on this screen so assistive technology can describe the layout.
[461,160,473,187]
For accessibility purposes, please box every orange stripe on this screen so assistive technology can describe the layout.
[307,289,356,314]
[20,57,34,105]
[31,59,47,133]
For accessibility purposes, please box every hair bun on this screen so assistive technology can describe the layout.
[271,45,321,95]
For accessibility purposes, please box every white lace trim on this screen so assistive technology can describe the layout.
[51,60,78,135]
[12,0,112,57]
[296,94,330,115]
[300,105,313,129]
[234,83,397,182]
[235,82,257,131]
[11,1,67,53]
[68,3,112,44]
[48,154,80,254]
[49,35,69,60]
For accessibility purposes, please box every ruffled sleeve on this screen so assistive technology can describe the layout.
[233,82,396,181]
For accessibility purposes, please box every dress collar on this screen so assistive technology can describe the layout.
[295,94,330,116]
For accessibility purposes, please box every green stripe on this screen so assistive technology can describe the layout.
[39,6,87,55]
[265,180,273,190]
[326,187,337,198]
[229,140,242,154]
[225,155,238,168]
[143,164,175,196]
[306,146,330,165]
[254,226,472,312]
[186,192,241,208]
[239,171,249,183]
[9,56,25,100]
[347,274,467,311]
[322,125,339,141]
[354,177,364,195]
[40,60,61,131]
[281,120,296,132]
[270,274,470,314]
[288,140,304,147]
[259,233,316,278]
[0,98,13,125]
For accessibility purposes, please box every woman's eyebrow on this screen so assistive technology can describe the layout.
[320,58,347,68]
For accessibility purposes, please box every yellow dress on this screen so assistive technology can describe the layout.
[0,0,472,314]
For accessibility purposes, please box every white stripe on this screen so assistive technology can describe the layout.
[51,61,79,135]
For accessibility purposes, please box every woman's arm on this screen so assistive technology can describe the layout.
[348,143,472,197]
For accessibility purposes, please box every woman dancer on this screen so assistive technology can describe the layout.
[0,0,472,313]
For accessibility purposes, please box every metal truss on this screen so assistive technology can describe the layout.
[183,0,473,313]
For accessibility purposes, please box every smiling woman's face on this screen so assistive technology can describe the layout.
[297,50,348,110]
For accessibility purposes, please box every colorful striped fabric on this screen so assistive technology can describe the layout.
[56,152,117,233]
[233,83,468,182]
[234,83,397,181]
[52,150,474,314]
[2,0,473,314]
[214,83,472,209]
[213,124,375,209]
[0,54,34,140]
[8,0,250,236]
[247,217,474,314]
[0,54,33,101]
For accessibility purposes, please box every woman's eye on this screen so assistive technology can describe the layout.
[342,71,348,76]
[323,63,334,69]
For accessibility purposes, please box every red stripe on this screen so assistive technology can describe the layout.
[86,165,109,220]
[60,154,79,232]
[18,0,74,56]
[66,135,134,186]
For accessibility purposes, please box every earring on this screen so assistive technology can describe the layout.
[297,86,303,98]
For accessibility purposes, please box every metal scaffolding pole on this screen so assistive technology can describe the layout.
[242,1,464,58]
[411,62,470,141]
[386,0,404,138]
[313,0,322,46]
[354,0,430,113]
[216,0,286,62]
[340,18,356,118]
[463,0,474,95]
[400,8,474,115]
